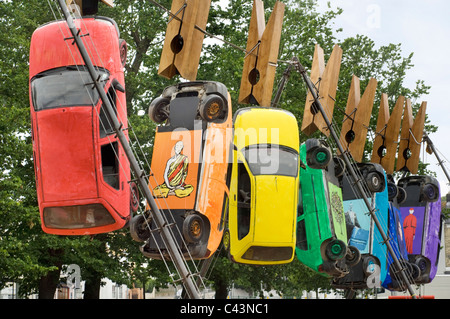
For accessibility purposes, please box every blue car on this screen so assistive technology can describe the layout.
[382,180,421,291]
[332,163,388,290]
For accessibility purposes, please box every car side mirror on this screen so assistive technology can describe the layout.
[112,79,125,93]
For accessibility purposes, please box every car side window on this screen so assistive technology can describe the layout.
[99,84,118,138]
[237,161,251,240]
[298,184,304,217]
[296,219,308,250]
[101,142,119,190]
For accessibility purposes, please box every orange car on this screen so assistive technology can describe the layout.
[130,81,232,260]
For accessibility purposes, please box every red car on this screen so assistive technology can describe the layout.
[29,16,137,235]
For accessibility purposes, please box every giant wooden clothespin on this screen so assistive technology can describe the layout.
[66,0,114,16]
[301,44,342,136]
[238,0,285,107]
[396,99,427,174]
[158,0,211,81]
[339,75,377,162]
[370,94,404,174]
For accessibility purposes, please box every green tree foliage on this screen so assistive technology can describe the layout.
[0,0,435,299]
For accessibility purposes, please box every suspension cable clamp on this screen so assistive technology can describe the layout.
[64,28,89,45]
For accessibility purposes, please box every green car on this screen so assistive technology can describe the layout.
[296,139,360,278]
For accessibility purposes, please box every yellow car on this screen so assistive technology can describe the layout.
[223,107,300,265]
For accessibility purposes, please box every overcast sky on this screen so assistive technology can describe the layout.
[315,0,450,195]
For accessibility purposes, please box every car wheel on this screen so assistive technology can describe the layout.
[408,262,421,280]
[130,214,151,243]
[415,257,428,273]
[119,39,127,67]
[325,239,346,261]
[199,94,224,122]
[305,138,321,150]
[397,186,407,204]
[333,157,345,178]
[365,171,384,193]
[362,256,378,275]
[307,146,332,169]
[346,245,361,266]
[148,97,170,123]
[422,183,439,202]
[387,182,398,201]
[183,214,205,243]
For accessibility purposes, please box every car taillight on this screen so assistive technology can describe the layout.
[43,204,115,229]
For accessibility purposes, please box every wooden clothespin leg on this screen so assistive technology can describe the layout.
[238,0,285,107]
[301,44,342,136]
[158,0,211,81]
[66,0,114,16]
[370,94,404,174]
[396,99,427,174]
[339,75,377,162]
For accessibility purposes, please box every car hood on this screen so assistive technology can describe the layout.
[252,175,297,244]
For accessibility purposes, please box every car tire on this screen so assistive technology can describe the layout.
[305,138,321,151]
[148,97,170,123]
[362,256,378,275]
[408,262,421,280]
[183,214,205,243]
[130,214,151,243]
[333,157,345,178]
[307,146,332,169]
[397,186,407,204]
[346,245,361,266]
[119,39,127,67]
[422,183,439,202]
[365,171,384,193]
[387,182,398,201]
[415,257,429,273]
[199,94,224,122]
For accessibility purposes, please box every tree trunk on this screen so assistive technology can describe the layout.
[38,248,63,299]
[38,266,61,299]
[83,271,102,299]
[214,279,228,299]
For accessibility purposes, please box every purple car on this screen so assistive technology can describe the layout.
[398,175,443,284]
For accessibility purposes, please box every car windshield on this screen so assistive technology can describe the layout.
[243,144,298,177]
[31,66,109,111]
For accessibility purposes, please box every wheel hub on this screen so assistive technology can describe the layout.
[207,102,220,117]
[190,220,201,237]
[316,151,328,163]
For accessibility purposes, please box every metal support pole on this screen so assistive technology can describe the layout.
[57,0,200,299]
[271,57,295,107]
[296,60,418,299]
[424,133,450,185]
